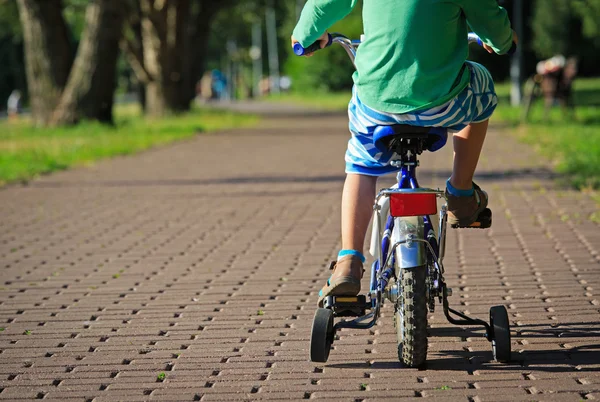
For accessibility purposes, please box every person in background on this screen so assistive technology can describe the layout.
[536,55,578,119]
[7,90,22,121]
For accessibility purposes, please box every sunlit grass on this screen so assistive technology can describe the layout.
[494,77,600,189]
[0,105,258,186]
[265,91,351,111]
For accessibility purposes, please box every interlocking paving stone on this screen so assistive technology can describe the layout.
[1,108,599,401]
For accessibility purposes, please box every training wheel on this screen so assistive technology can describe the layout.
[310,308,335,363]
[490,305,511,362]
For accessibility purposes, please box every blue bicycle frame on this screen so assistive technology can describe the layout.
[372,163,440,294]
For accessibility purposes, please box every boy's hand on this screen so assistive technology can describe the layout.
[483,29,518,54]
[291,32,330,57]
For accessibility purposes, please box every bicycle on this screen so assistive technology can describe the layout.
[294,33,513,367]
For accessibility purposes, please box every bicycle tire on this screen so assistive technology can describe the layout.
[310,308,334,363]
[395,265,428,367]
[490,305,511,363]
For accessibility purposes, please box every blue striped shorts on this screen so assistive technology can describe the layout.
[346,61,498,176]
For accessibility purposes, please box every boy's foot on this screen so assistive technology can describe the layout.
[317,255,364,308]
[446,182,489,228]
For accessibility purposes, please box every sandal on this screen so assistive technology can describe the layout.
[446,181,489,227]
[317,255,364,307]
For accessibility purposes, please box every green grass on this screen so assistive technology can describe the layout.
[265,91,351,111]
[493,77,600,189]
[0,104,258,186]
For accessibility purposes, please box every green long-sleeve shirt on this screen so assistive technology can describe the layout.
[293,0,513,114]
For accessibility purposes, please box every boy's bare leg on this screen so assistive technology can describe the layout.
[450,120,489,189]
[332,173,377,279]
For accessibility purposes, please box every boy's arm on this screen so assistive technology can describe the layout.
[460,0,514,54]
[292,0,358,47]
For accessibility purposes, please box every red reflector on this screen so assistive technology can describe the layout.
[389,193,438,217]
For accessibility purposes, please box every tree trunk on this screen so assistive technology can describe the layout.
[122,0,237,117]
[184,1,221,106]
[139,0,190,117]
[16,0,73,126]
[50,0,126,125]
[184,0,239,105]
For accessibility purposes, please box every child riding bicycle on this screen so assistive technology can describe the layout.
[291,0,518,307]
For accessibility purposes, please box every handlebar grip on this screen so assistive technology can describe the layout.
[467,32,483,47]
[293,33,333,56]
[468,32,518,56]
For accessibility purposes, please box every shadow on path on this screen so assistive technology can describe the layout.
[327,322,600,372]
[429,321,600,340]
[28,175,347,188]
[328,347,600,373]
[28,167,559,189]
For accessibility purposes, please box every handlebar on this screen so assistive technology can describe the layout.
[293,32,516,62]
[294,33,361,66]
[293,33,334,56]
[467,32,484,47]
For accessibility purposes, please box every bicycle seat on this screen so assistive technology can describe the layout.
[373,125,448,153]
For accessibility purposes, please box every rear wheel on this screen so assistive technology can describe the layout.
[395,265,428,367]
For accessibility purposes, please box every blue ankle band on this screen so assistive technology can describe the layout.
[338,249,366,263]
[446,179,474,197]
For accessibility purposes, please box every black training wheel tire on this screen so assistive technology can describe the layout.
[310,308,335,363]
[490,305,511,362]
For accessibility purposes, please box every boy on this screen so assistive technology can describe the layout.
[291,0,517,307]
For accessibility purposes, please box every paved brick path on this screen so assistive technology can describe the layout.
[1,108,599,401]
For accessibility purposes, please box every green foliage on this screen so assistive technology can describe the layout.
[205,1,289,72]
[0,0,21,40]
[531,0,600,74]
[63,0,88,40]
[531,0,574,58]
[284,3,363,93]
[0,0,25,107]
[0,105,258,186]
[573,0,600,44]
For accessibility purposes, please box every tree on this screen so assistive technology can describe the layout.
[51,0,126,125]
[121,0,238,117]
[16,0,73,125]
[16,0,126,126]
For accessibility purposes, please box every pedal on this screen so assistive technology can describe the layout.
[324,295,369,317]
[450,208,492,229]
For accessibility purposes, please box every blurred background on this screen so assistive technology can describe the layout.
[1,0,599,190]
